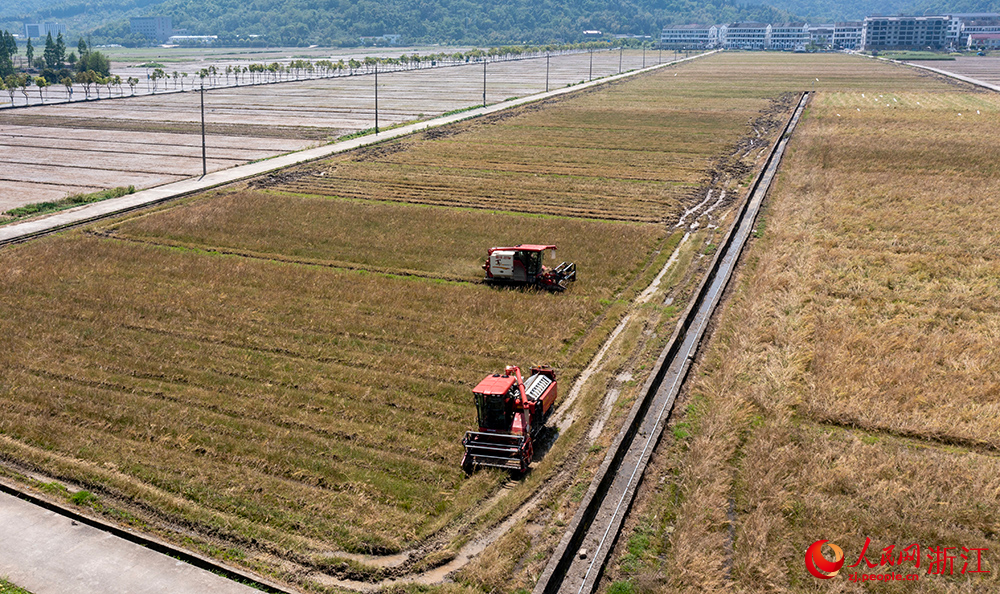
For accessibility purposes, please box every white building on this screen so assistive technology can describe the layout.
[770,22,809,50]
[23,23,65,39]
[833,22,863,49]
[808,24,835,48]
[720,23,771,50]
[660,25,719,48]
[130,17,173,43]
[954,14,1000,47]
[968,32,1000,49]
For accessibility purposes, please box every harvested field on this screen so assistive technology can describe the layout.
[0,219,657,556]
[910,56,1000,86]
[0,49,657,211]
[3,52,968,592]
[105,192,659,295]
[605,56,999,593]
[0,52,760,590]
[264,53,960,224]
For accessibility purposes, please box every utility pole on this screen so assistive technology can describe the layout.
[200,83,207,177]
[643,44,646,68]
[482,59,487,107]
[619,44,623,73]
[589,49,593,81]
[374,62,379,134]
[545,53,550,92]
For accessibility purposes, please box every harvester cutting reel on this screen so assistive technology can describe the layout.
[462,365,558,475]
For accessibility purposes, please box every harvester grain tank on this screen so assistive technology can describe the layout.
[483,244,576,291]
[462,365,558,474]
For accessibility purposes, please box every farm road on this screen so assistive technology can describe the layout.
[907,56,1000,89]
[0,51,718,594]
[0,51,716,247]
[0,490,259,594]
[0,49,664,210]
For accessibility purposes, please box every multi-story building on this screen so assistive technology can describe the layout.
[660,25,719,48]
[130,17,174,43]
[808,24,835,48]
[833,22,864,49]
[720,23,771,50]
[955,14,1000,46]
[770,22,809,50]
[968,33,1000,49]
[861,16,950,50]
[23,23,65,39]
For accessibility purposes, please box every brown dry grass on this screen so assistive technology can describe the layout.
[605,58,999,594]
[261,60,798,224]
[0,217,665,561]
[107,191,664,299]
[1,52,964,592]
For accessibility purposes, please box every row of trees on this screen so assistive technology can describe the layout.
[3,40,616,106]
[152,41,618,89]
[2,70,142,105]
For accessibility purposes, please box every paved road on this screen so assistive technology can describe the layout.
[0,51,717,248]
[0,490,258,594]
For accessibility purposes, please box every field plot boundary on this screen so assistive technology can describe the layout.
[901,60,1000,92]
[534,92,808,594]
[0,475,293,594]
[0,50,717,248]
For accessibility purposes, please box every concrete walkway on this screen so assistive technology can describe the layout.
[0,490,258,594]
[0,51,717,248]
[903,60,1000,92]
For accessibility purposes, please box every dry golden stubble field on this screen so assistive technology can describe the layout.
[0,204,664,555]
[0,53,897,592]
[104,191,664,294]
[603,66,999,593]
[262,62,803,224]
[0,59,709,588]
[0,49,651,210]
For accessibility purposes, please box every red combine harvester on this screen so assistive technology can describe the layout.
[483,244,577,291]
[462,365,558,474]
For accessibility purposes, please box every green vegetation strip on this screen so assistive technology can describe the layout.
[0,578,32,594]
[2,186,135,224]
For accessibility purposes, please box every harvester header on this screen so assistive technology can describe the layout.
[462,365,558,474]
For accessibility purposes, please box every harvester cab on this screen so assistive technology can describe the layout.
[462,365,558,474]
[483,244,577,291]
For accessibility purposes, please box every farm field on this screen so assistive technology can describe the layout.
[909,55,1000,86]
[0,49,658,211]
[0,50,799,591]
[604,61,1000,592]
[0,52,977,593]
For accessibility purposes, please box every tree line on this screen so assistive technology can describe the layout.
[81,0,791,47]
[1,31,120,104]
[2,40,623,106]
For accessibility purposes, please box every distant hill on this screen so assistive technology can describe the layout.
[8,0,796,46]
[6,0,1000,46]
[748,0,1000,21]
[90,0,801,46]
